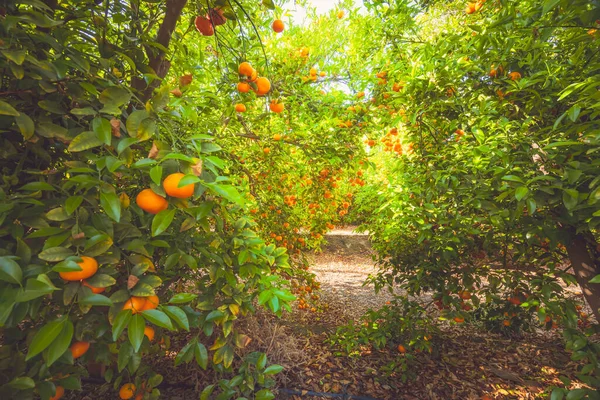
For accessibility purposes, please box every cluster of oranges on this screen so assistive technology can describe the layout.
[489,64,521,81]
[302,66,326,82]
[235,61,278,114]
[136,172,195,215]
[291,279,321,312]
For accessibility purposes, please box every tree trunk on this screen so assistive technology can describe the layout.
[565,231,600,321]
[131,0,188,102]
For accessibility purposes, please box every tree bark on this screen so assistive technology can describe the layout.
[131,0,188,102]
[565,231,600,321]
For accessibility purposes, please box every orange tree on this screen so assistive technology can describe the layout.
[334,0,600,396]
[0,1,334,399]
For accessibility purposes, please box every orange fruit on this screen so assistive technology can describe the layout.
[194,16,214,36]
[508,71,521,80]
[269,101,284,113]
[235,103,246,113]
[337,10,344,19]
[123,296,147,314]
[237,82,250,92]
[142,295,159,311]
[59,256,98,281]
[453,316,465,323]
[263,147,271,154]
[238,62,254,77]
[502,320,511,326]
[82,280,105,294]
[249,68,258,82]
[119,383,136,400]
[356,91,364,98]
[273,134,282,141]
[458,291,471,300]
[319,71,326,77]
[163,172,194,198]
[144,326,155,341]
[272,19,284,33]
[465,3,476,14]
[70,341,90,359]
[255,77,271,95]
[134,394,143,400]
[136,189,168,214]
[50,386,65,400]
[397,344,407,353]
[310,67,317,76]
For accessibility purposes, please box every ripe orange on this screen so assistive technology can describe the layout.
[337,10,344,19]
[309,67,317,76]
[238,62,254,77]
[83,280,105,294]
[50,386,65,400]
[269,101,284,113]
[272,19,284,33]
[319,71,326,77]
[142,295,159,311]
[249,68,258,82]
[397,344,407,353]
[195,16,214,36]
[508,71,521,80]
[356,91,365,98]
[123,296,147,314]
[263,147,271,154]
[119,383,136,400]
[502,320,511,327]
[144,326,155,341]
[238,82,250,93]
[465,3,477,14]
[163,172,194,198]
[458,290,471,300]
[255,77,271,95]
[70,341,90,359]
[235,103,246,113]
[136,189,168,214]
[273,134,282,141]
[453,316,465,323]
[59,256,98,281]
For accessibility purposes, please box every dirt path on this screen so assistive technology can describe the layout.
[272,227,582,400]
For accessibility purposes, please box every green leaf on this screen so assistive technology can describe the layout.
[99,87,131,106]
[45,320,73,367]
[100,191,121,222]
[2,49,27,65]
[38,247,73,261]
[93,117,112,145]
[562,189,578,211]
[6,376,35,390]
[79,294,113,306]
[501,175,524,184]
[15,113,35,139]
[206,183,245,206]
[150,165,163,186]
[515,186,529,201]
[151,209,175,237]
[194,342,208,370]
[68,131,104,152]
[589,275,600,284]
[168,293,197,304]
[255,389,275,400]
[551,389,565,400]
[142,309,173,330]
[112,310,132,341]
[126,110,150,137]
[163,305,189,331]
[0,100,20,116]
[70,107,97,116]
[128,314,145,353]
[200,385,215,400]
[65,196,84,215]
[26,318,65,360]
[566,389,586,400]
[175,340,196,366]
[0,256,23,285]
[19,181,55,191]
[542,0,561,15]
[52,258,82,273]
[205,309,224,322]
[263,364,284,375]
[117,341,133,372]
